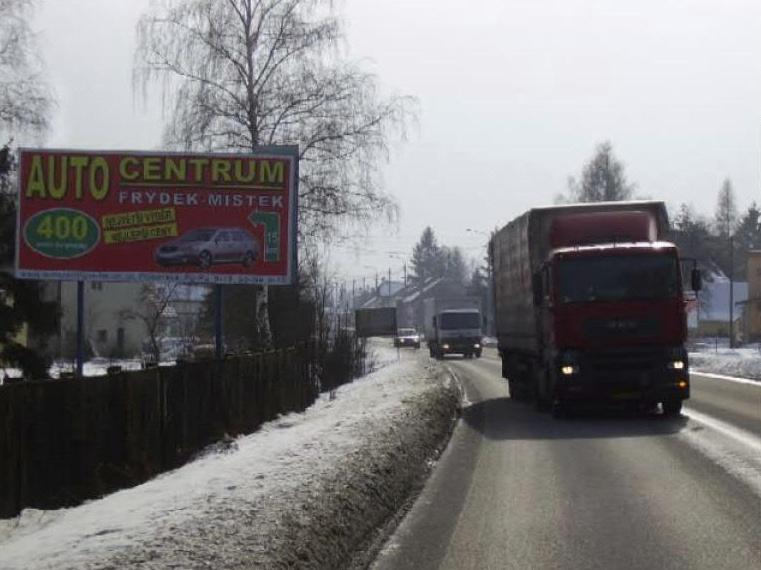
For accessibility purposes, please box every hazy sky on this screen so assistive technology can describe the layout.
[35,0,761,282]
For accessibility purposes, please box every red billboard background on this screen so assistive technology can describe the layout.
[15,148,298,285]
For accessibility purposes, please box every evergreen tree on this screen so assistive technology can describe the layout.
[566,141,635,203]
[466,265,487,300]
[410,227,443,285]
[441,246,468,286]
[671,203,708,267]
[0,145,59,378]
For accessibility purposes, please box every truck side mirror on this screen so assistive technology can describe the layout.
[690,268,702,292]
[532,273,543,306]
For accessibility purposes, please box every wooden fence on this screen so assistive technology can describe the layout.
[0,345,318,518]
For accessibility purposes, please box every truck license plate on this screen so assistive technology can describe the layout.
[611,391,639,401]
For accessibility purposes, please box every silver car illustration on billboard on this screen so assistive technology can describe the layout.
[155,227,261,269]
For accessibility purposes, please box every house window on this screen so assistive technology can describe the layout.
[96,329,108,343]
[91,282,103,291]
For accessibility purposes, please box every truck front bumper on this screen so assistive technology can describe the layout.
[440,339,482,355]
[552,346,690,404]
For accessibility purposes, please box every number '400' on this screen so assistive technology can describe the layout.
[36,214,89,240]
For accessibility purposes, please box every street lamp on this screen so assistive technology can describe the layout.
[388,253,408,287]
[466,229,493,336]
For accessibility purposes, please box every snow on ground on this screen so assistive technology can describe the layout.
[689,344,761,381]
[0,343,458,570]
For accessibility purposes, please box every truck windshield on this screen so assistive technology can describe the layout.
[440,312,480,329]
[557,254,678,303]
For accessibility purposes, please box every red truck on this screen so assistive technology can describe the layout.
[490,201,700,417]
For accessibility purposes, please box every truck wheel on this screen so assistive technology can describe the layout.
[551,399,573,419]
[508,378,525,401]
[475,350,482,358]
[662,399,683,417]
[534,370,551,412]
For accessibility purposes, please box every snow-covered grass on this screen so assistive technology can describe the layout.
[0,341,457,570]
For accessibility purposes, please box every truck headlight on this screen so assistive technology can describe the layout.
[474,343,481,349]
[667,347,686,370]
[443,343,450,350]
[561,365,579,376]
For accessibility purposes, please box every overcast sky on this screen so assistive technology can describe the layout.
[34,0,761,283]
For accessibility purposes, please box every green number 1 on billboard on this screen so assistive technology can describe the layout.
[248,212,280,262]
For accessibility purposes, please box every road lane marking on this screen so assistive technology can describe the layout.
[680,409,761,498]
[690,370,761,387]
[683,408,761,454]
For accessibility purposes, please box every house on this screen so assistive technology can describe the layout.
[738,250,761,343]
[53,282,210,358]
[396,277,469,333]
[56,281,148,358]
[692,275,748,340]
[355,277,469,334]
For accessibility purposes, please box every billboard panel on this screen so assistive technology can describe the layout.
[355,307,397,338]
[15,148,298,285]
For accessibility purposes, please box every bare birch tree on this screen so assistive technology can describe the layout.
[121,283,179,364]
[0,0,53,140]
[134,0,413,344]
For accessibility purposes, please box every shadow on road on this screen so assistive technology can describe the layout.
[461,396,689,441]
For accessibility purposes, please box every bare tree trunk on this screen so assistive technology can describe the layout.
[256,284,272,345]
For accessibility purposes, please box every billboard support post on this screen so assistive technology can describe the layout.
[76,281,84,377]
[214,284,223,358]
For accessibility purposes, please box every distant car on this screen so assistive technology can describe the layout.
[394,328,421,349]
[155,227,260,269]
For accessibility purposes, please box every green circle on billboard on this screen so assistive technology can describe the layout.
[24,208,101,259]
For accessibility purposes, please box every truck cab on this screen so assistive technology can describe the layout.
[536,242,690,414]
[429,308,483,359]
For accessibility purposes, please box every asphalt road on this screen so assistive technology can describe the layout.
[371,349,761,570]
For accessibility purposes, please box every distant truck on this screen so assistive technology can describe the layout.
[355,307,397,338]
[423,297,483,359]
[490,201,700,417]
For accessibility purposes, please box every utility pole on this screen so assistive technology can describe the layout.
[729,235,734,348]
[388,267,392,306]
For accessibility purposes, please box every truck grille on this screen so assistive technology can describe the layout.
[581,345,665,373]
[583,315,660,339]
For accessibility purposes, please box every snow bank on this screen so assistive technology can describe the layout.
[0,348,458,570]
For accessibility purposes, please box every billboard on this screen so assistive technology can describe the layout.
[355,307,397,338]
[15,148,298,284]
